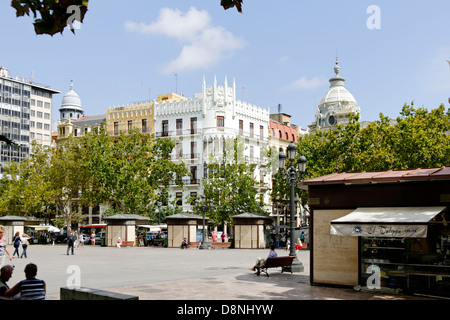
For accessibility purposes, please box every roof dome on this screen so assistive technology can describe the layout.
[314,59,360,128]
[60,79,82,112]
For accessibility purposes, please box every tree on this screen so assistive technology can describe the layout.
[80,129,188,220]
[11,0,243,36]
[0,142,56,219]
[297,104,450,180]
[200,137,267,227]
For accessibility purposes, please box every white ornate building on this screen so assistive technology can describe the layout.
[154,76,271,213]
[310,59,361,130]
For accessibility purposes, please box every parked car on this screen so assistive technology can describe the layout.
[95,231,105,244]
[55,234,67,243]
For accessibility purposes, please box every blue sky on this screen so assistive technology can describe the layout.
[1,0,449,130]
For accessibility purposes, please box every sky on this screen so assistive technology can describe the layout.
[1,0,449,130]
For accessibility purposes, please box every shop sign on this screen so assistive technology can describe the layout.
[330,224,428,238]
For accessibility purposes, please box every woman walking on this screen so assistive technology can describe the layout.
[20,233,30,259]
[0,226,13,267]
[12,232,21,258]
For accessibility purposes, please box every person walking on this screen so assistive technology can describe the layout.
[20,233,30,259]
[0,226,13,267]
[221,233,226,242]
[5,263,46,300]
[91,232,95,246]
[12,232,21,258]
[67,232,75,255]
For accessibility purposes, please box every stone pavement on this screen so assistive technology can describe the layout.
[3,244,431,301]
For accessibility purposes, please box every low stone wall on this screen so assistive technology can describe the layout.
[60,287,139,300]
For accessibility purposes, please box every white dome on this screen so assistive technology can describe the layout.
[314,60,360,128]
[60,80,82,112]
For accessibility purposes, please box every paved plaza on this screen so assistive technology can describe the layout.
[3,244,432,301]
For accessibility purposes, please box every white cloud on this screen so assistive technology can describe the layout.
[284,76,327,90]
[125,7,245,74]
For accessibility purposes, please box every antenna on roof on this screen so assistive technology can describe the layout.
[174,73,178,93]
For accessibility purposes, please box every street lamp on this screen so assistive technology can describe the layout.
[196,195,210,250]
[278,142,306,273]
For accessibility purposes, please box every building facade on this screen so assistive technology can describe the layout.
[106,101,155,137]
[154,77,271,213]
[0,66,59,174]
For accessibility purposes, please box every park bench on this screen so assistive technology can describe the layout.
[121,241,134,247]
[254,256,295,277]
[187,241,200,248]
[211,242,231,249]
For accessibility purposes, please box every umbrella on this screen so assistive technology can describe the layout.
[48,226,60,233]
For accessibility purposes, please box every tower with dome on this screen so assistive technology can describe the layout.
[309,59,361,131]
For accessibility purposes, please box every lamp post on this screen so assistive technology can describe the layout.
[196,195,210,250]
[278,142,306,272]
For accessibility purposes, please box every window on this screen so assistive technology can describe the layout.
[142,119,147,133]
[176,119,183,135]
[239,120,243,135]
[114,122,119,135]
[250,122,254,138]
[190,117,197,134]
[162,120,169,137]
[191,141,197,159]
[37,111,43,118]
[285,132,289,140]
[190,166,197,184]
[44,113,50,120]
[176,192,183,206]
[128,120,132,132]
[260,125,264,140]
[44,102,50,109]
[217,116,224,129]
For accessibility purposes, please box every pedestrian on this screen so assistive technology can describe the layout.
[91,232,95,246]
[300,231,305,243]
[249,245,277,275]
[78,233,84,249]
[286,239,290,251]
[12,232,21,258]
[0,226,13,267]
[211,231,217,242]
[116,237,122,248]
[221,233,225,242]
[5,263,46,300]
[67,232,75,255]
[0,265,14,298]
[20,233,30,258]
[295,237,303,251]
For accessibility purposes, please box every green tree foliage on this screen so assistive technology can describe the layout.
[199,137,267,227]
[80,129,188,220]
[11,0,242,36]
[297,104,450,180]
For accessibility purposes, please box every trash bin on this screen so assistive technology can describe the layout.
[101,237,106,247]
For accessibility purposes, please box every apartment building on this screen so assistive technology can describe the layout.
[154,77,271,213]
[0,66,59,173]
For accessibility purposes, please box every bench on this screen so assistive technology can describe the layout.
[186,241,200,249]
[121,241,134,247]
[211,242,231,249]
[254,256,295,277]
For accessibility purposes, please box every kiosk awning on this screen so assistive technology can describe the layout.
[330,206,446,238]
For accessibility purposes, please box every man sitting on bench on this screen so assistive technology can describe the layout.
[250,245,277,274]
[181,238,188,249]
